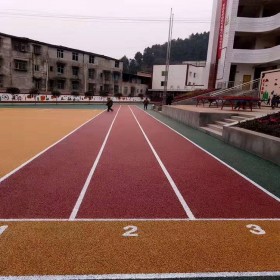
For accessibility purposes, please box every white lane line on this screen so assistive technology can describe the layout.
[0,110,106,184]
[0,218,280,222]
[139,107,280,203]
[129,106,195,220]
[69,107,121,220]
[0,271,280,279]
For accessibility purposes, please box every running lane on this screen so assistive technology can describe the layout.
[0,110,117,219]
[76,106,187,219]
[131,106,280,219]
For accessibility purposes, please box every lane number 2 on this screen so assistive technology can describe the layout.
[0,225,8,236]
[246,224,266,235]
[122,225,138,237]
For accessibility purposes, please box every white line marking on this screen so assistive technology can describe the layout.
[69,107,121,220]
[139,106,280,203]
[0,218,280,222]
[0,110,106,184]
[0,271,280,279]
[129,106,195,220]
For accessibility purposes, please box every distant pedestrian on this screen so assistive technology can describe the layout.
[106,97,114,112]
[166,94,173,105]
[271,95,277,109]
[143,98,149,110]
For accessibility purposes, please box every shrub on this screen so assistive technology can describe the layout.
[6,87,20,94]
[52,90,61,97]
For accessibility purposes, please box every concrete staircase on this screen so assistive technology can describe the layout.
[200,114,255,139]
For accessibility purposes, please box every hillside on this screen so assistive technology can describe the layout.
[121,31,209,73]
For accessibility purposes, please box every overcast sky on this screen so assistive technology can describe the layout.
[0,0,213,59]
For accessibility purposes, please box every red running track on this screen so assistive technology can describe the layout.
[0,111,116,218]
[0,105,279,219]
[130,106,280,218]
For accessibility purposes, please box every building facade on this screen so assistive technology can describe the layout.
[151,62,206,97]
[122,72,151,97]
[205,0,280,90]
[0,32,123,95]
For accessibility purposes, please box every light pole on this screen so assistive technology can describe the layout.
[162,9,174,106]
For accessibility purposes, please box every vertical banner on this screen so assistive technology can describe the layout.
[217,0,227,60]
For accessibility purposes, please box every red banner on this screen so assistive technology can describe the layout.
[217,0,227,60]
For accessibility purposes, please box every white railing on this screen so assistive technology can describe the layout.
[210,78,261,97]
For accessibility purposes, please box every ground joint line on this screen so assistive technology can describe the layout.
[69,106,121,220]
[129,106,195,220]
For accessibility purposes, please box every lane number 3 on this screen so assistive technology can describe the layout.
[0,225,8,236]
[246,224,266,235]
[122,225,138,237]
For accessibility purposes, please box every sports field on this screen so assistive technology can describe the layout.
[0,104,279,279]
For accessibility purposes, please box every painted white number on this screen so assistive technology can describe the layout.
[122,225,138,237]
[0,225,8,236]
[246,224,266,235]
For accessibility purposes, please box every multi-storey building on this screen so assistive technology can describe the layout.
[122,72,151,97]
[151,62,206,96]
[0,32,123,95]
[205,0,280,89]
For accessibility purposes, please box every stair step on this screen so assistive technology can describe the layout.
[207,124,223,132]
[231,116,247,121]
[215,121,229,126]
[201,127,223,139]
[224,118,237,123]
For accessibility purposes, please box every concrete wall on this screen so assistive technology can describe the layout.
[223,126,280,166]
[162,106,233,128]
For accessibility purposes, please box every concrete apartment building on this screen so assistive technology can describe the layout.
[205,0,280,90]
[122,72,151,97]
[0,32,123,95]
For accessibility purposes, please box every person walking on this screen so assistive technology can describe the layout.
[106,97,114,112]
[143,98,149,110]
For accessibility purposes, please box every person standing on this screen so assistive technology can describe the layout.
[106,97,114,112]
[143,98,149,110]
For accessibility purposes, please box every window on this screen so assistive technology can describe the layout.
[89,55,95,64]
[57,80,65,89]
[34,65,39,71]
[124,87,128,94]
[161,71,167,76]
[57,49,64,58]
[161,81,166,86]
[114,85,119,94]
[115,61,119,68]
[13,41,28,52]
[72,52,78,61]
[72,81,79,90]
[72,66,79,76]
[49,66,53,72]
[0,75,3,87]
[14,60,28,71]
[33,45,41,55]
[33,79,41,89]
[88,69,95,79]
[193,73,196,78]
[88,83,95,92]
[57,63,64,74]
[189,71,192,76]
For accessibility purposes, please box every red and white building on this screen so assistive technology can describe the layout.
[205,0,280,89]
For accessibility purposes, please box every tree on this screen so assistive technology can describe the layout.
[120,56,130,73]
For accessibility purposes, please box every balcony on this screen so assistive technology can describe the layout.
[232,45,280,64]
[236,13,280,33]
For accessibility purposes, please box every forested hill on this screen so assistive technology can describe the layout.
[121,31,209,74]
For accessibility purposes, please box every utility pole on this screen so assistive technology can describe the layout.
[162,9,174,106]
